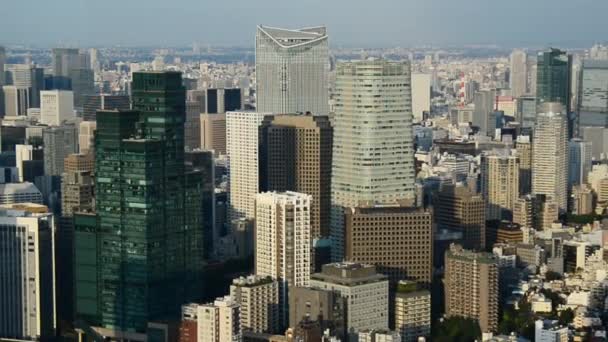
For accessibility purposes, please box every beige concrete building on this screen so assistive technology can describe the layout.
[434,184,486,250]
[516,135,532,195]
[444,244,499,333]
[200,113,227,155]
[532,103,568,212]
[260,113,332,238]
[230,275,280,334]
[570,184,594,215]
[310,263,389,341]
[78,121,96,155]
[344,206,433,285]
[61,153,94,217]
[513,194,559,230]
[395,281,431,342]
[588,164,608,204]
[183,297,241,342]
[254,191,312,326]
[481,151,520,220]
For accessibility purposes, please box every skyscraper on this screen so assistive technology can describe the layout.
[568,138,592,188]
[51,48,83,90]
[256,26,329,115]
[411,73,431,122]
[82,94,130,121]
[260,113,332,238]
[200,113,227,155]
[473,89,497,136]
[254,191,312,326]
[226,111,269,220]
[0,46,6,87]
[510,50,528,98]
[444,244,499,333]
[5,64,45,108]
[40,90,75,126]
[434,184,486,250]
[532,103,569,212]
[42,124,78,176]
[577,60,608,129]
[74,71,204,334]
[2,85,30,116]
[331,60,416,260]
[516,135,533,195]
[0,204,56,340]
[536,49,572,135]
[480,150,520,221]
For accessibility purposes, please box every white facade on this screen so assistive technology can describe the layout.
[226,111,269,221]
[230,275,280,334]
[78,121,97,154]
[184,297,241,342]
[0,207,56,340]
[255,191,312,324]
[510,50,528,98]
[481,151,520,220]
[411,73,431,122]
[40,90,74,126]
[256,26,329,115]
[532,103,568,212]
[15,144,34,182]
[395,289,431,342]
[310,264,389,336]
[0,183,43,205]
[534,320,568,342]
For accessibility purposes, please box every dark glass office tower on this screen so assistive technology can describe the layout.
[75,71,204,334]
[537,48,573,135]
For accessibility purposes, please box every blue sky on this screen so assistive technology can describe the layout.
[2,0,608,47]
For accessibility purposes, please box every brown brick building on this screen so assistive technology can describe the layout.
[343,206,433,285]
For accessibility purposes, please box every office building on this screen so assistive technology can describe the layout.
[570,184,594,215]
[15,144,35,182]
[510,50,528,98]
[200,113,227,155]
[394,281,431,342]
[515,136,532,195]
[40,90,75,126]
[4,64,45,108]
[310,263,389,340]
[580,126,608,160]
[473,89,496,135]
[0,46,5,87]
[532,103,568,212]
[0,204,56,340]
[43,124,78,176]
[480,150,520,221]
[255,191,312,325]
[205,88,243,114]
[444,244,499,333]
[260,113,332,238]
[69,68,94,109]
[331,60,416,260]
[517,96,536,128]
[289,286,345,336]
[344,206,433,285]
[534,320,568,342]
[185,99,202,151]
[577,60,608,129]
[79,121,97,155]
[82,94,130,121]
[3,85,30,116]
[74,72,204,333]
[256,26,329,115]
[536,49,572,135]
[434,184,486,250]
[230,275,280,334]
[0,182,43,204]
[51,48,89,90]
[183,297,241,342]
[568,138,592,187]
[411,73,431,122]
[226,111,269,220]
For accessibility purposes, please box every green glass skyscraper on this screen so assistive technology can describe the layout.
[75,72,204,334]
[536,48,573,135]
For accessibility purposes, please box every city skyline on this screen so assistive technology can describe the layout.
[2,0,608,47]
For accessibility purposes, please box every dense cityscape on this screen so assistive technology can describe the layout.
[1,5,608,342]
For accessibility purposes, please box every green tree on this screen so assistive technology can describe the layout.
[558,308,574,326]
[433,317,481,342]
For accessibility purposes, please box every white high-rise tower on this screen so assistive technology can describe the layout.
[510,49,528,98]
[255,26,329,115]
[532,102,569,212]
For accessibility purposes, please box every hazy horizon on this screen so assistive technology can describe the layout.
[2,0,608,48]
